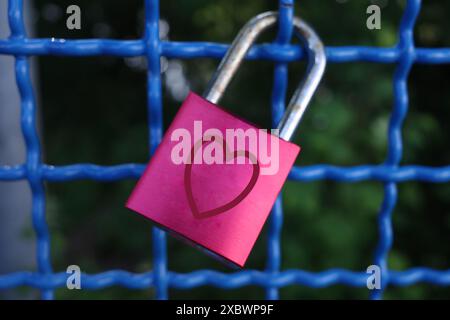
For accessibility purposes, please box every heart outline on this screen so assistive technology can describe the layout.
[184,135,260,219]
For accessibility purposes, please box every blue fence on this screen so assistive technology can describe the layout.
[1,0,450,300]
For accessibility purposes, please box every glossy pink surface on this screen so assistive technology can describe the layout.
[126,92,300,267]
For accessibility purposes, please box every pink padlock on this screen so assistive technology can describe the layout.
[126,11,326,267]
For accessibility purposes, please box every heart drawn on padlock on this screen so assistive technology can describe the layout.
[184,135,260,219]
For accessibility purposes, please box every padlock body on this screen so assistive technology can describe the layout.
[126,92,300,267]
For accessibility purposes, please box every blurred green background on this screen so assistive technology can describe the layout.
[20,0,450,299]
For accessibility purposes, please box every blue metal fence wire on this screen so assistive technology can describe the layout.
[0,0,450,300]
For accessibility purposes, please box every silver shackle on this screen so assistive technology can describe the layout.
[203,11,326,142]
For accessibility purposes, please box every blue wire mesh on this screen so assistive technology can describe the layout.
[1,0,450,300]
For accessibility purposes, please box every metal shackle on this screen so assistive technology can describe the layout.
[203,11,326,142]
